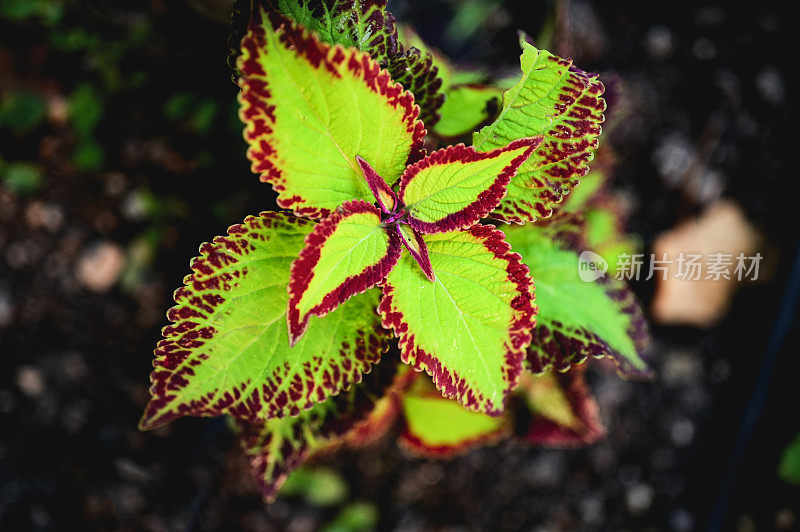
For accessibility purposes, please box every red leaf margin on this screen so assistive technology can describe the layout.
[378,223,538,416]
[489,56,607,224]
[526,278,653,380]
[395,223,435,281]
[235,357,400,501]
[523,366,605,447]
[287,200,401,345]
[139,212,391,430]
[524,213,653,380]
[398,392,512,459]
[398,137,542,234]
[237,8,426,220]
[356,155,399,214]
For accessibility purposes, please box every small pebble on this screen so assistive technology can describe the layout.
[671,508,694,531]
[662,351,703,386]
[626,483,654,515]
[670,418,695,446]
[15,365,45,398]
[0,289,13,327]
[775,508,796,530]
[76,242,125,293]
[755,66,785,105]
[579,494,605,524]
[645,26,674,60]
[24,201,64,233]
[692,38,717,61]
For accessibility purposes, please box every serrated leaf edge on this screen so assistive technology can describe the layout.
[237,9,426,220]
[378,224,537,415]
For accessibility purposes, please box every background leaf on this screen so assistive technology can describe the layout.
[434,85,501,138]
[778,431,800,485]
[518,367,604,447]
[399,378,510,457]
[269,0,399,65]
[236,358,398,500]
[503,220,651,378]
[385,46,444,125]
[473,37,606,223]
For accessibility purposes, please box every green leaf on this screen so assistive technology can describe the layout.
[269,0,399,66]
[557,157,641,274]
[559,167,607,213]
[356,155,399,214]
[503,220,652,379]
[399,379,509,457]
[266,3,445,125]
[386,46,444,126]
[583,207,640,275]
[287,200,401,345]
[434,85,501,138]
[238,9,425,219]
[236,358,397,501]
[379,224,536,415]
[140,212,389,430]
[399,137,540,234]
[394,222,434,281]
[779,431,800,485]
[518,367,604,446]
[473,36,606,222]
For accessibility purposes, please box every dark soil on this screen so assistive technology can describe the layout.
[0,1,795,530]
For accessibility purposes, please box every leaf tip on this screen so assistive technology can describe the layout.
[517,30,535,48]
[286,311,307,348]
[137,405,164,432]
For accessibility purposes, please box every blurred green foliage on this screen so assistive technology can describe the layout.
[67,83,106,170]
[323,502,379,532]
[164,93,220,135]
[280,467,349,506]
[434,85,501,138]
[779,431,800,485]
[0,158,43,195]
[0,92,47,135]
[279,467,378,530]
[0,0,63,24]
[443,0,501,46]
[68,84,103,137]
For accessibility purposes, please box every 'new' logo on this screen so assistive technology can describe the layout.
[578,251,608,282]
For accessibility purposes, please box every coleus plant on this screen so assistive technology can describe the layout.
[140,1,652,500]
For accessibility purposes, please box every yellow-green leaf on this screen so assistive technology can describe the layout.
[379,224,536,415]
[238,9,425,219]
[140,212,389,430]
[473,37,606,222]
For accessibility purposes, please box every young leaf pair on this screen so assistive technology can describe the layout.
[286,136,541,346]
